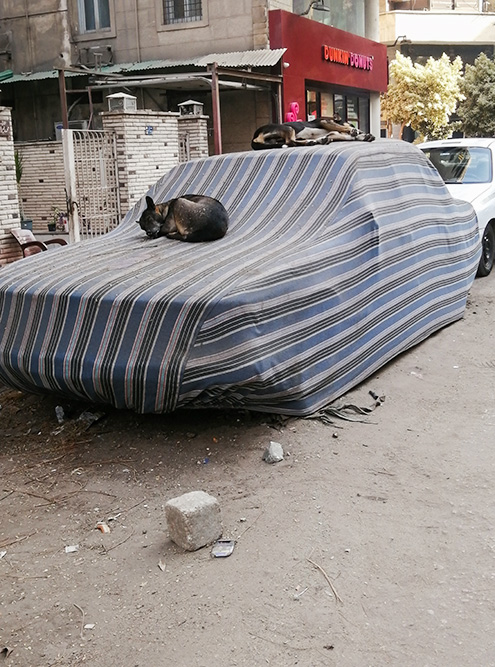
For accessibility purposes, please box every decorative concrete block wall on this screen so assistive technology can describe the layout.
[0,107,22,265]
[101,110,208,214]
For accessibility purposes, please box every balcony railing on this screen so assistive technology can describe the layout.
[389,0,495,10]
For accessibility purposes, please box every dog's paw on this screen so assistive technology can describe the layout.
[364,133,375,142]
[350,128,359,137]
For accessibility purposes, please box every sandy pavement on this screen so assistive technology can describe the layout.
[1,273,495,666]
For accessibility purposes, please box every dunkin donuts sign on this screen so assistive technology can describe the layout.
[322,45,373,71]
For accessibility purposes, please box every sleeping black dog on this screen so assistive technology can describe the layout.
[252,115,375,150]
[137,194,229,242]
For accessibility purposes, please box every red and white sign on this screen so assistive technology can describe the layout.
[322,45,374,71]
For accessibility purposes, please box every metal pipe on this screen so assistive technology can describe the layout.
[58,69,69,129]
[134,0,142,62]
[209,63,222,155]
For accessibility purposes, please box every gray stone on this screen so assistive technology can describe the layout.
[165,491,222,551]
[262,441,284,464]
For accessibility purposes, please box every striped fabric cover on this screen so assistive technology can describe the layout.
[0,140,480,415]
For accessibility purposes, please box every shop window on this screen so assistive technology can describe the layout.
[358,97,369,134]
[334,94,345,120]
[307,91,318,120]
[320,92,334,118]
[78,0,111,32]
[306,88,369,132]
[163,0,202,24]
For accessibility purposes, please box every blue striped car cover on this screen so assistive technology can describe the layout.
[0,140,480,415]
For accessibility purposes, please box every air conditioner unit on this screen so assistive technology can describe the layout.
[54,120,89,141]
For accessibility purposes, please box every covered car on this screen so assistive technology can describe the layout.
[0,140,480,415]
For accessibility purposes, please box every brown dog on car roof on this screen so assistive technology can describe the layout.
[251,115,375,150]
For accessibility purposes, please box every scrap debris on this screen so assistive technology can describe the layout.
[305,391,385,425]
[96,521,111,533]
[211,540,236,558]
[307,558,343,605]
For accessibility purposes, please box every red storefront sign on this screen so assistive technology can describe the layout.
[322,45,374,71]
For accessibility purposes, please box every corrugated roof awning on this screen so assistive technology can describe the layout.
[0,69,13,82]
[0,49,286,84]
[0,68,86,84]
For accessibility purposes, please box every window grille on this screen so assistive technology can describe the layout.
[163,0,202,25]
[179,133,191,162]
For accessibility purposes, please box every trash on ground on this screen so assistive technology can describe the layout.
[84,623,95,630]
[55,405,65,424]
[0,551,6,559]
[96,521,111,533]
[78,410,106,429]
[1,647,13,658]
[262,441,284,464]
[293,587,308,600]
[158,559,166,571]
[211,539,236,558]
[64,544,79,553]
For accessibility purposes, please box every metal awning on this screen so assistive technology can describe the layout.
[0,49,286,85]
[90,73,265,91]
[0,69,13,82]
[3,49,286,155]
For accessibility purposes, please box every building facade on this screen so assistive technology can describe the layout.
[0,1,386,154]
[270,9,387,134]
[380,0,495,64]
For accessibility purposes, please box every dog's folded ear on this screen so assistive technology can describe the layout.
[145,195,155,210]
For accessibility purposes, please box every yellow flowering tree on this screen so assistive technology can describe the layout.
[382,52,464,140]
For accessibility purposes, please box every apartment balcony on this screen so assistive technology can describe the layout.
[388,1,495,10]
[381,0,495,46]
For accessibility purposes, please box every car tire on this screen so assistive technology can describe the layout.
[477,224,495,278]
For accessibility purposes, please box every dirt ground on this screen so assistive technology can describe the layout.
[1,274,495,667]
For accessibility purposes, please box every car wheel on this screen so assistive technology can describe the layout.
[477,224,495,278]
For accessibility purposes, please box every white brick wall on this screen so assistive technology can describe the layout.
[0,107,22,265]
[177,116,209,162]
[0,110,210,264]
[102,110,182,213]
[14,141,67,236]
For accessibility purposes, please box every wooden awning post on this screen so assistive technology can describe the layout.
[209,62,222,155]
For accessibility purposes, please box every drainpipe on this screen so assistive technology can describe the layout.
[134,0,142,62]
[24,0,35,68]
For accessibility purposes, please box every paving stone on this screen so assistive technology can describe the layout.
[165,490,222,551]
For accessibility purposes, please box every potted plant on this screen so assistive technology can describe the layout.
[50,206,68,233]
[14,149,33,231]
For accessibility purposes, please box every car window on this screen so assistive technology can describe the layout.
[421,146,492,184]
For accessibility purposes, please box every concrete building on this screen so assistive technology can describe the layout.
[0,0,386,154]
[380,0,495,64]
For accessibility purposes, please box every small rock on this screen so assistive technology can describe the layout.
[78,410,105,428]
[262,441,284,464]
[55,405,65,424]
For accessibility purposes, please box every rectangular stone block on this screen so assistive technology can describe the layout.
[165,491,222,551]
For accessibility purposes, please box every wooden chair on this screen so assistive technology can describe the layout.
[10,228,68,258]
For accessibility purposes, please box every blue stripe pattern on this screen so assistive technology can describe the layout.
[0,140,480,414]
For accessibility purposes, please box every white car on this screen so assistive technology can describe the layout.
[418,138,495,277]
